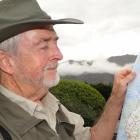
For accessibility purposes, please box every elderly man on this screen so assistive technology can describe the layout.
[0,0,135,140]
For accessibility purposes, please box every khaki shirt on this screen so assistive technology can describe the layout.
[0,85,91,140]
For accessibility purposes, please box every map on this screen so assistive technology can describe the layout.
[117,53,140,140]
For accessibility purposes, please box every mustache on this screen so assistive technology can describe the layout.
[44,62,58,70]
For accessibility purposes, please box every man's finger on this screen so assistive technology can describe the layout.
[123,72,136,83]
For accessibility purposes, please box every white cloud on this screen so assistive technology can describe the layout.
[37,0,140,60]
[58,57,130,75]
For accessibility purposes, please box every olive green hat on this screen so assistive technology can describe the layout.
[0,0,84,43]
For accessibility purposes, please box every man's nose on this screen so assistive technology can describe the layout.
[53,46,63,61]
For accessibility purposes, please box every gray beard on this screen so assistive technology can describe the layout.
[43,72,60,88]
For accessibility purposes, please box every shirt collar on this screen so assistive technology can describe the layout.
[0,85,60,116]
[42,92,60,114]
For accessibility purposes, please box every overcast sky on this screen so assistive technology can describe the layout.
[37,0,140,61]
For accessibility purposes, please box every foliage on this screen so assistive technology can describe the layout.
[50,79,105,126]
[90,83,113,101]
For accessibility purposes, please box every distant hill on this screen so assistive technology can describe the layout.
[62,73,114,85]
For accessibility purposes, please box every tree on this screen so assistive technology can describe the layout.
[50,80,105,126]
[90,83,113,101]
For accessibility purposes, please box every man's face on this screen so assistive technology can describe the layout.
[12,27,63,89]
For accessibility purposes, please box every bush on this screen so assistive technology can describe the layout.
[50,80,105,126]
[90,83,113,101]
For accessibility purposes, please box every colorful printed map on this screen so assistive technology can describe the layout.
[117,53,140,140]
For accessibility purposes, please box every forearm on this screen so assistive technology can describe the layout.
[90,95,123,140]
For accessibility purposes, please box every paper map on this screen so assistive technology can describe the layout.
[117,53,140,140]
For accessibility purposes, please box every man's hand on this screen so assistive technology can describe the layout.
[91,69,136,140]
[111,69,136,105]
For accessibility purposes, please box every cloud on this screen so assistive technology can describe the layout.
[38,0,140,31]
[58,57,130,76]
[37,0,140,30]
[37,0,140,60]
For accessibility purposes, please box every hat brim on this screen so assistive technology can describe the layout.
[0,18,84,43]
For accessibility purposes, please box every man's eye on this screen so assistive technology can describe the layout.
[40,46,48,50]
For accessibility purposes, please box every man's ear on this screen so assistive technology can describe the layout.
[0,50,14,74]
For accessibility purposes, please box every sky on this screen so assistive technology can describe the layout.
[37,0,140,61]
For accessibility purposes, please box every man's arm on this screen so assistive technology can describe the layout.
[90,69,136,140]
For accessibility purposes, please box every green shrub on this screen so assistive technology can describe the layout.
[90,83,113,101]
[50,79,105,126]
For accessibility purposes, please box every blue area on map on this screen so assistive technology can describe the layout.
[117,53,140,140]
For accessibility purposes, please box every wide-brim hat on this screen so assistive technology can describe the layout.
[0,0,84,43]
